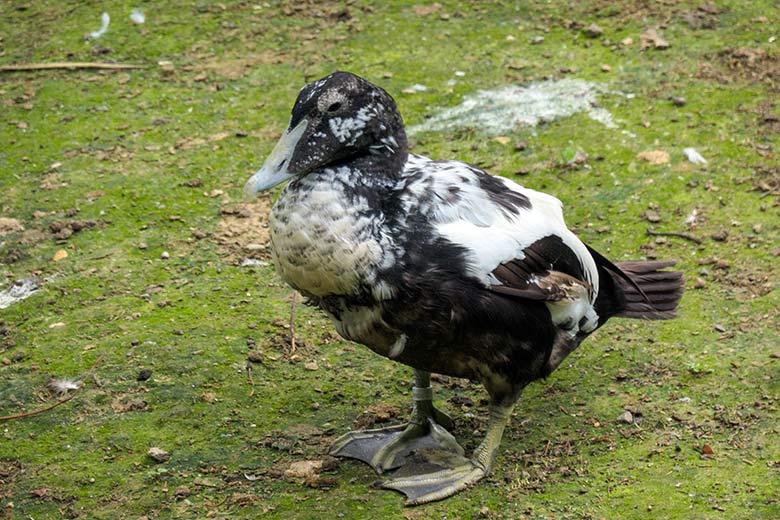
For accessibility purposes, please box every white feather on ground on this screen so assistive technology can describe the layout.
[49,378,80,396]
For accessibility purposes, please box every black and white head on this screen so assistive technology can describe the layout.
[244,71,408,198]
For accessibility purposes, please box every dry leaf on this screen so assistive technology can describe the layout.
[637,150,670,164]
[640,28,670,50]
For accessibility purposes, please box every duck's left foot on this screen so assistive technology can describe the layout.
[379,449,485,506]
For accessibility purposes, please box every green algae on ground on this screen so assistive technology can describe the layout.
[1,1,779,519]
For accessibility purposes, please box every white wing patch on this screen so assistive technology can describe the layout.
[401,155,600,334]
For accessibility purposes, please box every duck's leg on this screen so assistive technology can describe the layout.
[329,370,462,473]
[380,395,516,506]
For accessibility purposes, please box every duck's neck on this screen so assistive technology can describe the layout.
[347,128,409,191]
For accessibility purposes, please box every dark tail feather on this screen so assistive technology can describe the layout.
[614,261,684,320]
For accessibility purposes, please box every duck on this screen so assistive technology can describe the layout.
[243,71,683,505]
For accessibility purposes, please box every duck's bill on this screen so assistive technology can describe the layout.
[243,118,309,199]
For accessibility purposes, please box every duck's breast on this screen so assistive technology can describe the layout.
[269,168,392,298]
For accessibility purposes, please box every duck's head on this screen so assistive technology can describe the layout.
[244,71,408,198]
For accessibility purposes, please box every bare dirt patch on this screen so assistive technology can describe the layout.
[699,48,780,91]
[756,100,780,136]
[0,218,24,236]
[752,164,780,195]
[213,198,273,260]
[0,459,22,498]
[353,402,402,429]
[190,51,289,80]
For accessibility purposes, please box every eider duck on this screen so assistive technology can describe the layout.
[243,71,683,505]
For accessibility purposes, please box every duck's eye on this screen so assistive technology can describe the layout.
[326,102,342,113]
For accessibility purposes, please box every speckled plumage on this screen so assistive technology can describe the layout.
[244,71,683,504]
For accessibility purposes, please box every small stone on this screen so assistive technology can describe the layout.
[137,369,152,381]
[284,459,323,480]
[617,410,634,424]
[714,259,730,270]
[584,23,603,37]
[643,210,662,223]
[710,229,728,242]
[160,251,170,260]
[147,447,170,463]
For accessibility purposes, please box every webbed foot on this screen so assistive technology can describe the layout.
[329,415,462,473]
[379,448,486,505]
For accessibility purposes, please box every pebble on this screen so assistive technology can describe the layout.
[643,210,662,223]
[147,447,170,463]
[584,23,604,37]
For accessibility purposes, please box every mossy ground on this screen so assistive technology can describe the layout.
[1,1,778,519]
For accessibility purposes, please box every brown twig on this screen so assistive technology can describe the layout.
[646,228,703,244]
[1,62,145,72]
[0,354,104,422]
[245,362,255,397]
